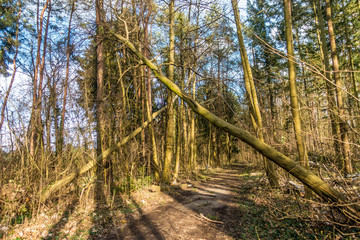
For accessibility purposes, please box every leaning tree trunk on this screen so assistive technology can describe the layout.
[114,33,360,217]
[40,106,167,202]
[231,0,279,188]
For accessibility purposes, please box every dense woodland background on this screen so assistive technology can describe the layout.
[0,0,359,232]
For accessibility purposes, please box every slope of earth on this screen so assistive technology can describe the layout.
[2,163,359,239]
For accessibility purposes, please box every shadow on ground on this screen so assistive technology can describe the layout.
[118,196,166,240]
[87,164,118,240]
[43,196,79,240]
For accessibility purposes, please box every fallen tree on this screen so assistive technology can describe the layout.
[40,105,166,202]
[114,33,359,217]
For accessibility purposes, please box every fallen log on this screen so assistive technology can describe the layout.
[40,105,166,202]
[114,33,359,216]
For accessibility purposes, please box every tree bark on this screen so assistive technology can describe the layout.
[189,79,196,171]
[94,0,106,202]
[231,0,279,188]
[325,0,352,174]
[163,0,176,183]
[284,0,309,168]
[95,0,105,157]
[284,0,312,197]
[173,104,181,182]
[145,65,161,180]
[58,0,75,154]
[314,0,341,158]
[29,0,51,159]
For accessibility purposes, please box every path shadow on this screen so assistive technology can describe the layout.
[43,196,79,239]
[154,165,249,238]
[117,196,165,240]
[87,165,118,240]
[161,163,342,239]
[84,164,166,239]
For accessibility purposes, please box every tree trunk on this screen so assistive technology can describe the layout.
[145,66,161,180]
[189,79,196,171]
[95,0,106,202]
[58,0,75,154]
[231,0,279,188]
[163,0,176,183]
[173,104,181,182]
[284,0,309,168]
[325,0,352,174]
[314,0,341,158]
[29,0,51,159]
[284,0,313,197]
[95,0,105,157]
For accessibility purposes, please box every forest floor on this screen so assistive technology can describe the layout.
[1,163,359,239]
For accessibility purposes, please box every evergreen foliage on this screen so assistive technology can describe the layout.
[0,0,21,75]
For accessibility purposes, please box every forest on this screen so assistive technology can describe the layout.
[0,0,359,239]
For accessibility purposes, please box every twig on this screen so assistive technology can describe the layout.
[199,213,223,224]
[255,226,261,240]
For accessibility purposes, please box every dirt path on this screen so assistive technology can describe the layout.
[116,165,244,240]
[5,164,355,239]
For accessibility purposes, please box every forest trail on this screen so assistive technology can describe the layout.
[115,165,245,240]
[6,163,355,239]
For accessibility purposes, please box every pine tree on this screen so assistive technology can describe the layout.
[0,0,21,75]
